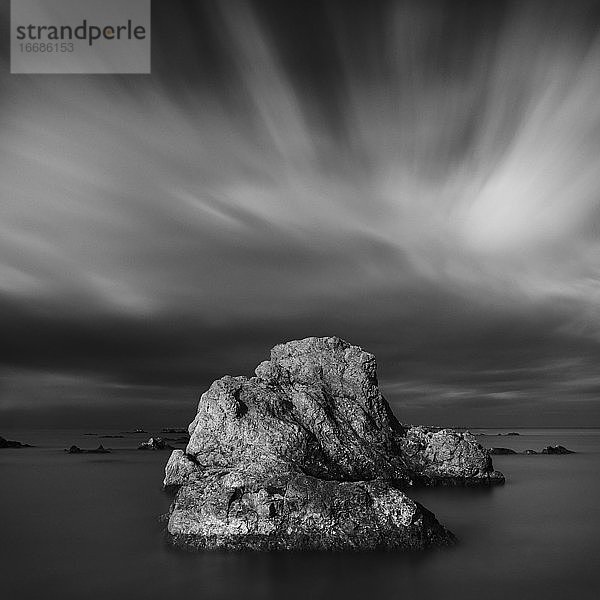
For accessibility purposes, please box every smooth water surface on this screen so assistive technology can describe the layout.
[1,428,599,600]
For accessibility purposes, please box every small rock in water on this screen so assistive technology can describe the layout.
[541,445,574,454]
[66,445,84,454]
[138,437,174,450]
[0,435,31,448]
[523,449,538,455]
[489,447,518,455]
[65,444,111,454]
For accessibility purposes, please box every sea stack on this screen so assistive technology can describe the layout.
[163,336,504,551]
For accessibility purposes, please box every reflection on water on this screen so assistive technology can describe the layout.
[1,429,599,600]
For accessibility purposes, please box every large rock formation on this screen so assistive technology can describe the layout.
[163,336,503,551]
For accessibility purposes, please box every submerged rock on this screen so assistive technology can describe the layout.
[541,445,574,454]
[163,336,503,551]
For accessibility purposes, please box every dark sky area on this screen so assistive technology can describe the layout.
[2,0,600,429]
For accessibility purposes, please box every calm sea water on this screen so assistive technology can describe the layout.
[1,428,599,600]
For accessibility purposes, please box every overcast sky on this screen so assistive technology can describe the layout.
[2,0,600,429]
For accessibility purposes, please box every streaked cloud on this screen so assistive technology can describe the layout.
[1,0,600,426]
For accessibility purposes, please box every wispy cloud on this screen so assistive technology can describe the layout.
[2,1,600,425]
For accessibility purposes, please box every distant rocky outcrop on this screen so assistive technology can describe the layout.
[65,444,111,454]
[0,435,31,448]
[66,445,84,454]
[138,437,174,451]
[163,337,504,551]
[541,445,574,455]
[484,445,575,455]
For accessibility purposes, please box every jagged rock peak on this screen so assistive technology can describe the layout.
[186,336,406,482]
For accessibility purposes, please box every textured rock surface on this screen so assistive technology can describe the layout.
[168,469,454,551]
[164,449,203,488]
[399,426,505,485]
[186,337,406,482]
[164,336,503,551]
